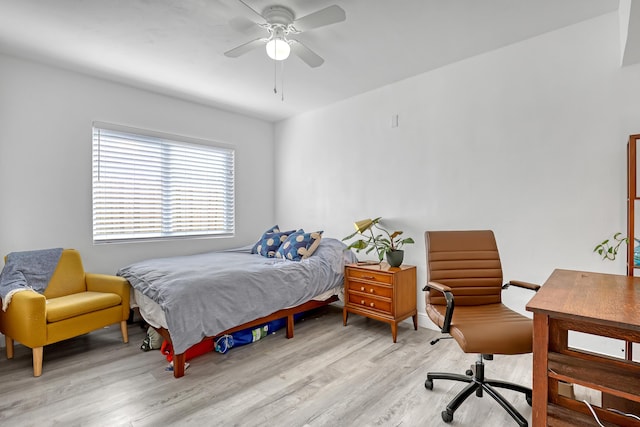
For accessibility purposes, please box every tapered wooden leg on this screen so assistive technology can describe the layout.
[5,336,14,359]
[32,347,43,377]
[120,320,129,343]
[391,322,398,343]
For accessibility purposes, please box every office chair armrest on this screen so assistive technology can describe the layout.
[422,281,455,334]
[503,280,540,292]
[423,281,452,294]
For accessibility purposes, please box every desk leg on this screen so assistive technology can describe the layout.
[532,313,549,426]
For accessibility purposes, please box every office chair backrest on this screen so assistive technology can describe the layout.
[425,230,503,306]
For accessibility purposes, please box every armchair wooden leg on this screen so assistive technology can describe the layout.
[32,347,43,377]
[5,336,14,359]
[120,320,129,343]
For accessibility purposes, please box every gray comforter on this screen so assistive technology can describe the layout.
[117,238,357,354]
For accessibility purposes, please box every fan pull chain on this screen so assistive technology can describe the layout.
[273,58,277,94]
[280,60,285,102]
[272,58,285,102]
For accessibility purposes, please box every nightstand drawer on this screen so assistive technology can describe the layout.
[346,280,393,298]
[347,294,392,313]
[346,268,393,284]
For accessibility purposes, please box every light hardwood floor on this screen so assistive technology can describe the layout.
[0,305,533,426]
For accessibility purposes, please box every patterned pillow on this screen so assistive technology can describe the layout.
[258,230,297,258]
[251,225,280,254]
[276,230,323,261]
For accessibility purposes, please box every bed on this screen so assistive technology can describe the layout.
[117,237,357,377]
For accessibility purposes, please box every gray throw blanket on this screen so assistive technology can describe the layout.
[0,248,63,311]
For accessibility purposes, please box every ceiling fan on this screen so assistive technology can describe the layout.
[224,1,346,68]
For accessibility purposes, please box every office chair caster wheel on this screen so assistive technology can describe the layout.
[441,410,453,423]
[526,395,532,406]
[465,369,473,376]
[425,379,433,390]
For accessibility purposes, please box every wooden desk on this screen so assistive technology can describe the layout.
[526,269,640,426]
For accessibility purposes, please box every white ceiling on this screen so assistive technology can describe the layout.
[0,0,621,122]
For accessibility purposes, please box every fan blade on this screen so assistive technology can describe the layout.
[293,5,345,32]
[290,40,324,68]
[226,0,266,24]
[224,38,265,57]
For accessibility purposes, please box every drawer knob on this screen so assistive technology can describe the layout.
[360,286,365,291]
[370,302,375,307]
[369,288,374,293]
[360,300,365,305]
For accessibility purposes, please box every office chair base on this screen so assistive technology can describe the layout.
[425,358,531,427]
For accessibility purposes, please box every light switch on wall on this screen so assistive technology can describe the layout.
[391,114,399,128]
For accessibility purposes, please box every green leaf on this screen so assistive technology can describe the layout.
[349,240,368,250]
[342,230,359,241]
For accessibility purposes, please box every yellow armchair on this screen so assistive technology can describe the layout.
[0,249,129,376]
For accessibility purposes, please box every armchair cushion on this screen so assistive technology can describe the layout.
[46,292,122,322]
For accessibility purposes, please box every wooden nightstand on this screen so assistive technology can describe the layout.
[343,263,417,342]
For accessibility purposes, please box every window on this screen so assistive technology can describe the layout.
[92,122,235,243]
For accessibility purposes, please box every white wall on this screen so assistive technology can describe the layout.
[275,12,640,326]
[0,54,275,274]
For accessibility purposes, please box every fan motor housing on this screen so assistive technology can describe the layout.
[262,6,294,26]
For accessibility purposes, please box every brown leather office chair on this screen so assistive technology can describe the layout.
[423,230,540,426]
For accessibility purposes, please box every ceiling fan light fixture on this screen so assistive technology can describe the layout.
[266,38,290,60]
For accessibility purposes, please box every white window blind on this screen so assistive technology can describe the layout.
[92,123,235,243]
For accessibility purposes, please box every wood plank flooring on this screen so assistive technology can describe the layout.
[0,305,533,426]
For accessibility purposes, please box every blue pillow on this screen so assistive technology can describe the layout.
[251,225,280,254]
[258,230,297,258]
[276,230,323,261]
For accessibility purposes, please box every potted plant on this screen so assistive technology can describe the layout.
[593,232,627,261]
[342,217,414,267]
[593,232,640,266]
